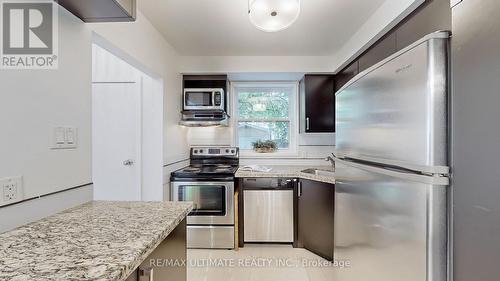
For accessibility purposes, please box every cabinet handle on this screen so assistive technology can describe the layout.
[306,117,310,131]
[298,181,302,197]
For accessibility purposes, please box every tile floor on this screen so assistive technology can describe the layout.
[187,245,337,281]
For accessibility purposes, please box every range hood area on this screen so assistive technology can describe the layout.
[180,75,229,127]
[57,0,136,22]
[179,110,229,127]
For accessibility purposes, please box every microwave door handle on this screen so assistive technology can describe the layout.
[212,91,216,107]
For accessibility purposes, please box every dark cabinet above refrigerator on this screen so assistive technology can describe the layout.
[57,0,136,22]
[335,0,450,92]
[300,74,336,133]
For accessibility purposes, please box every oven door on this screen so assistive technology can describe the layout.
[171,181,234,225]
[183,89,224,111]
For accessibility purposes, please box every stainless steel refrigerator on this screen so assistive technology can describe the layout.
[452,0,500,280]
[333,31,450,281]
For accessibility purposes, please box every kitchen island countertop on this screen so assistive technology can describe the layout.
[0,201,192,281]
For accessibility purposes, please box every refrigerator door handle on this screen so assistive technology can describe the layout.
[335,158,450,186]
[333,152,450,176]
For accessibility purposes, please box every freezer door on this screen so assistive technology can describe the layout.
[333,159,447,281]
[335,32,449,173]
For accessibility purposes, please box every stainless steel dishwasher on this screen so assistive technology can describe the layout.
[243,178,295,243]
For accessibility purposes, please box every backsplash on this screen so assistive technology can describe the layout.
[186,124,335,166]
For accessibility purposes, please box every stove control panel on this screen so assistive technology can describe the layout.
[191,147,239,157]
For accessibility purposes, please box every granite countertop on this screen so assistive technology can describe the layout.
[235,165,335,184]
[0,201,193,281]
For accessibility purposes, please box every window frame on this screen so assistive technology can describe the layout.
[231,81,299,157]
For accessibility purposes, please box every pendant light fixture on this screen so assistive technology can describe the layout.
[248,0,301,32]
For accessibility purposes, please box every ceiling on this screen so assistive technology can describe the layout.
[139,0,386,56]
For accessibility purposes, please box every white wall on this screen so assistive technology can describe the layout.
[0,9,187,232]
[0,7,93,233]
[89,12,189,199]
[185,83,334,166]
[92,44,164,201]
[0,185,93,232]
[179,54,337,165]
[89,11,189,167]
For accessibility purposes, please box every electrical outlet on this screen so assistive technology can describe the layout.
[3,182,17,201]
[0,176,23,206]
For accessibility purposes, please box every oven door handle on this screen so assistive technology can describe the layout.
[171,181,235,225]
[171,181,235,201]
[172,181,235,186]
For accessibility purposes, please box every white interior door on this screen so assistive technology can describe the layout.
[92,82,142,201]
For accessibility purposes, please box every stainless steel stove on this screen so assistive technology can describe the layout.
[172,164,238,178]
[170,147,239,249]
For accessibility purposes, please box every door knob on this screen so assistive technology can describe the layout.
[123,159,134,166]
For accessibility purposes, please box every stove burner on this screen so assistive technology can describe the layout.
[215,168,231,172]
[171,147,239,180]
[183,167,201,172]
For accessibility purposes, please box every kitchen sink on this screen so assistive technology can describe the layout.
[301,168,335,177]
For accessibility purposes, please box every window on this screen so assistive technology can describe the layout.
[233,82,298,154]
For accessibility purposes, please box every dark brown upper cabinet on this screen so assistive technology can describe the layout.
[57,0,136,22]
[182,75,228,89]
[300,74,335,133]
[395,0,451,51]
[358,33,397,72]
[335,61,358,93]
[335,0,450,92]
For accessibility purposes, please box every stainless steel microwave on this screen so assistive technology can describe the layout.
[183,88,225,111]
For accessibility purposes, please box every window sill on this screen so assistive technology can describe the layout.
[240,150,299,158]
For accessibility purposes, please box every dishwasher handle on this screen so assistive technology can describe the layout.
[243,178,295,190]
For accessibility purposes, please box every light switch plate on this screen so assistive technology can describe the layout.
[53,127,66,148]
[51,127,78,149]
[0,176,23,206]
[65,127,78,148]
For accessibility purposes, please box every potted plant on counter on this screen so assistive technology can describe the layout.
[252,140,278,153]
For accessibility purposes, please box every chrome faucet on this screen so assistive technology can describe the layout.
[324,153,335,169]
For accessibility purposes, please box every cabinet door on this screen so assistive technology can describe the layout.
[58,0,137,22]
[298,179,335,260]
[358,32,397,72]
[335,61,359,92]
[395,0,451,50]
[304,75,335,133]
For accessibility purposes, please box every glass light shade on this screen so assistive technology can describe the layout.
[249,0,300,32]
